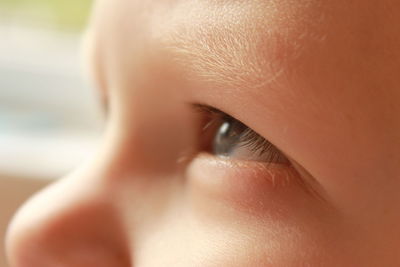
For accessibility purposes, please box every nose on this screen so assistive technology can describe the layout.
[5,167,131,267]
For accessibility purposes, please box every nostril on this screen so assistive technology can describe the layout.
[5,193,132,267]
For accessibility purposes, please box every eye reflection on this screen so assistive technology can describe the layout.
[213,119,246,156]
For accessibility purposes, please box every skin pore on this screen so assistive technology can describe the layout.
[5,0,400,266]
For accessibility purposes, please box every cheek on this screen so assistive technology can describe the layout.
[134,194,336,267]
[181,154,350,266]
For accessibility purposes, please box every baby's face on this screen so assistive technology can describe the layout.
[6,0,400,266]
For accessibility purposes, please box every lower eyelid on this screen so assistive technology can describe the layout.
[186,153,301,216]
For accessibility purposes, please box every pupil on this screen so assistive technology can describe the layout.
[213,120,246,156]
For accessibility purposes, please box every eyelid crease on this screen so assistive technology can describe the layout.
[192,103,225,118]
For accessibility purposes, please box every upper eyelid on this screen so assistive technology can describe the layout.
[192,103,254,133]
[192,103,227,117]
[192,103,257,132]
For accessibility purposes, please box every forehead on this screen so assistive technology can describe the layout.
[91,0,323,108]
[91,0,399,89]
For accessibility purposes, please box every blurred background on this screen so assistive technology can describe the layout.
[0,1,102,265]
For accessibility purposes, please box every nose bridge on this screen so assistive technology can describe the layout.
[105,85,195,176]
[6,172,132,267]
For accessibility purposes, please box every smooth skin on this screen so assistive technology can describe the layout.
[5,0,400,266]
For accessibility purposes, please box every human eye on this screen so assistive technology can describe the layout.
[188,103,326,218]
[194,104,290,165]
[188,104,309,216]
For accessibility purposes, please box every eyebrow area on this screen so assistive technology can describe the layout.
[154,3,288,93]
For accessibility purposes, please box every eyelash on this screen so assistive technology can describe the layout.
[194,104,289,164]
